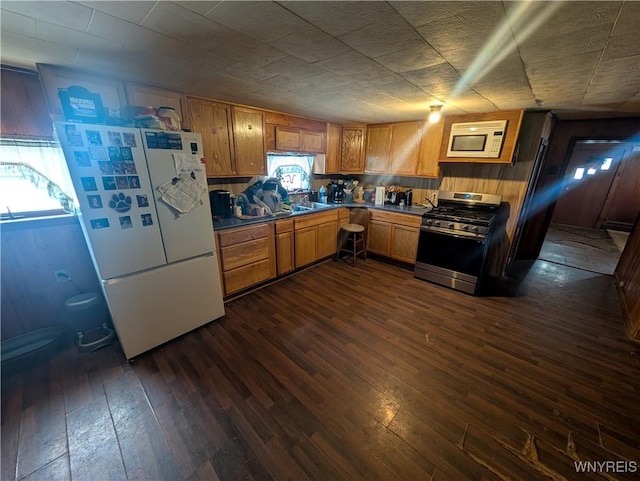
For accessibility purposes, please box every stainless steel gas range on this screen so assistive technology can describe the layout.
[414,191,502,295]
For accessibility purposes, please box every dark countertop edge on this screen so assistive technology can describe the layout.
[213,203,430,231]
[1,214,79,232]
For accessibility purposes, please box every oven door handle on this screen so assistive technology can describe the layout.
[420,225,486,242]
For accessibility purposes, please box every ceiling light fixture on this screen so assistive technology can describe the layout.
[428,105,443,123]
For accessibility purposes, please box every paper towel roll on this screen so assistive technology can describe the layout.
[375,186,385,205]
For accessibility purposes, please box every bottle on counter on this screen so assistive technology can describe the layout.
[319,185,328,204]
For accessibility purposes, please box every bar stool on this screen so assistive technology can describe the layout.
[337,223,366,267]
[65,292,115,353]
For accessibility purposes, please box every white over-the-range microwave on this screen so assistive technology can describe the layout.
[446,119,508,158]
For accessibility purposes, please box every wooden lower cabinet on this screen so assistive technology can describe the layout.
[294,210,339,268]
[217,223,275,296]
[275,219,294,276]
[367,210,420,264]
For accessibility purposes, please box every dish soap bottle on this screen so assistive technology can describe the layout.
[319,185,328,204]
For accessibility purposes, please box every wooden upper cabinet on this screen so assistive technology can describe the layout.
[275,126,301,151]
[325,123,342,173]
[301,131,324,153]
[390,121,422,176]
[232,106,266,176]
[341,126,365,173]
[416,119,442,178]
[365,124,392,174]
[125,83,189,130]
[1,67,53,138]
[275,126,325,153]
[188,97,235,176]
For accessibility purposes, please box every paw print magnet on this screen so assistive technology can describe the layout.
[108,192,132,213]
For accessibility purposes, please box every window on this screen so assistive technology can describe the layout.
[0,139,76,219]
[267,153,313,192]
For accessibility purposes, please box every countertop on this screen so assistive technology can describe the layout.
[213,202,431,231]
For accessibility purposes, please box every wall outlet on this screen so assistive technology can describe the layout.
[54,270,71,283]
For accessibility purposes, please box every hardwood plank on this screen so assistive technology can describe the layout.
[66,396,126,481]
[15,366,67,481]
[20,454,70,481]
[104,371,181,480]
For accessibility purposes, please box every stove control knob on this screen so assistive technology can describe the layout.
[425,219,432,225]
[433,220,440,226]
[462,224,469,230]
[471,226,478,232]
[447,222,454,229]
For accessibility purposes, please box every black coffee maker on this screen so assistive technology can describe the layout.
[334,181,345,203]
[209,189,232,218]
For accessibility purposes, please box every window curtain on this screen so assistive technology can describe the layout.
[0,138,76,203]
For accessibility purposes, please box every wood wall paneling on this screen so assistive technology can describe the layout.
[1,218,101,340]
[615,214,640,340]
[600,148,640,226]
[1,68,53,138]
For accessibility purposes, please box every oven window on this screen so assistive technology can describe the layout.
[416,230,486,276]
[451,134,487,152]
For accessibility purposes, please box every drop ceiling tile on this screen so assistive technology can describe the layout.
[315,51,394,79]
[519,24,611,65]
[392,1,503,29]
[401,63,462,91]
[281,1,395,37]
[374,44,447,73]
[0,1,92,32]
[175,1,221,17]
[263,56,327,80]
[612,1,638,36]
[36,20,123,52]
[0,9,36,37]
[77,1,157,25]
[88,12,177,52]
[602,33,640,60]
[223,63,278,83]
[270,25,351,63]
[338,14,426,58]
[207,1,306,43]
[528,1,621,37]
[1,31,78,66]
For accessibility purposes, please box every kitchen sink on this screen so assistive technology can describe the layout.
[290,202,332,212]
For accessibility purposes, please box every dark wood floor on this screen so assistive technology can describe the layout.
[539,224,625,275]
[2,258,640,481]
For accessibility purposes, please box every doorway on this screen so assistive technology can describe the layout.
[538,140,638,274]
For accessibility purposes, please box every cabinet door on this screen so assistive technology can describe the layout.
[295,227,317,268]
[317,221,338,259]
[276,232,294,275]
[301,131,325,153]
[276,126,301,151]
[126,83,188,130]
[233,106,266,175]
[341,127,365,173]
[188,97,235,176]
[325,123,342,173]
[367,221,391,256]
[416,119,442,178]
[390,225,419,264]
[365,125,392,174]
[391,121,422,176]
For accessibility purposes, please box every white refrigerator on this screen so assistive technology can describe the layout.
[55,122,225,359]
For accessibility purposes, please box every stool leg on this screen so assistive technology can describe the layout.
[352,233,357,266]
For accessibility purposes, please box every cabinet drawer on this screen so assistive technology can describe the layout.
[294,210,337,230]
[223,258,272,295]
[369,209,421,228]
[275,218,293,234]
[220,237,269,271]
[218,223,269,247]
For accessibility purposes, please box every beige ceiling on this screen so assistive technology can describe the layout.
[1,1,639,124]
